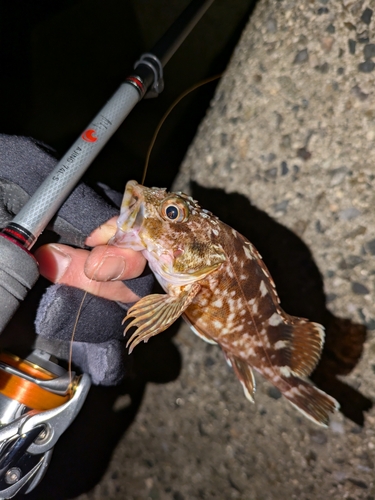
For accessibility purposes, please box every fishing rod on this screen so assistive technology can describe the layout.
[0,1,215,497]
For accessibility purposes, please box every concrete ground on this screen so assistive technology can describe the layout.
[14,0,375,498]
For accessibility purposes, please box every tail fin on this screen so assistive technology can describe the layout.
[281,375,339,427]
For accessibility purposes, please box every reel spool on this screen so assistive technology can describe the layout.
[0,351,75,425]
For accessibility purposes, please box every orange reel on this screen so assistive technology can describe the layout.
[0,352,71,411]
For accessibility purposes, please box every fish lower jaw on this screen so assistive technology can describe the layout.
[110,229,145,251]
[151,263,203,286]
[144,251,191,286]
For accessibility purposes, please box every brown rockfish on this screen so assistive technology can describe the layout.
[112,180,339,426]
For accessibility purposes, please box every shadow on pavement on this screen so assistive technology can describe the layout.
[190,182,372,426]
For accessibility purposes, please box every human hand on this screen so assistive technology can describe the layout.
[35,216,146,304]
[0,134,154,385]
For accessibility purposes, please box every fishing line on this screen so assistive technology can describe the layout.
[69,290,89,389]
[68,252,112,386]
[142,73,222,184]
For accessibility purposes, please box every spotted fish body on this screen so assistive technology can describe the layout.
[112,180,339,426]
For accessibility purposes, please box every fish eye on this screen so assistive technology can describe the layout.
[166,205,179,219]
[160,196,189,223]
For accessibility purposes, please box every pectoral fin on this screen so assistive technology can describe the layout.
[225,353,256,403]
[124,283,201,353]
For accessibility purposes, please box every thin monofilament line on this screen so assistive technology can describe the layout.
[68,252,110,389]
[142,74,222,185]
[69,288,90,389]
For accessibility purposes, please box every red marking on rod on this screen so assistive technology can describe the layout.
[3,227,27,243]
[126,76,145,94]
[81,129,98,143]
[0,233,33,254]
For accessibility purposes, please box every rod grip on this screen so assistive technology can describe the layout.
[0,236,39,332]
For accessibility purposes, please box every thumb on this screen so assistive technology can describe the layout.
[34,243,143,303]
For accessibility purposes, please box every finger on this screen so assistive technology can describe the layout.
[84,245,146,281]
[85,216,118,246]
[35,244,142,303]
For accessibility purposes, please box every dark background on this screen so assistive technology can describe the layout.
[0,0,255,191]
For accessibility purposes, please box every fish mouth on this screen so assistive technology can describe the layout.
[110,180,146,250]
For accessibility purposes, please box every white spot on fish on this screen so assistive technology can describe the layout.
[243,246,253,260]
[246,346,256,357]
[262,366,276,377]
[213,320,223,329]
[274,340,288,350]
[212,228,219,236]
[231,228,238,238]
[227,298,235,311]
[279,366,292,378]
[259,281,267,297]
[212,298,223,308]
[227,313,236,323]
[260,335,271,348]
[248,298,256,306]
[268,312,283,326]
[283,386,304,399]
[252,302,258,314]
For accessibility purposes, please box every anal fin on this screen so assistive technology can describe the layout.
[183,316,217,345]
[225,353,256,403]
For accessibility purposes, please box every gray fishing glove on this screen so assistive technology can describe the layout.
[0,134,154,385]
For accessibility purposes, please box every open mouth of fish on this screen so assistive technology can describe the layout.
[110,180,147,251]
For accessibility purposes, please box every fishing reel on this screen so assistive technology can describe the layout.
[0,348,90,498]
